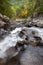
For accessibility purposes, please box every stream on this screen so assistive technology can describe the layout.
[0,27,43,65]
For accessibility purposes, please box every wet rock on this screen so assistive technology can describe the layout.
[6,47,20,65]
[0,14,9,22]
[9,18,27,30]
[7,52,20,65]
[0,47,19,65]
[17,41,25,51]
[3,14,43,29]
[0,45,19,65]
[19,29,25,38]
[0,14,10,31]
[17,40,29,51]
[20,45,43,65]
[0,28,8,39]
[22,15,43,28]
[9,19,18,30]
[18,27,43,46]
[31,16,43,28]
[0,19,6,28]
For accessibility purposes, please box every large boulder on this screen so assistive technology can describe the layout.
[0,47,19,65]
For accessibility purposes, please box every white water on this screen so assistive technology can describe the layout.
[0,27,43,58]
[0,27,23,58]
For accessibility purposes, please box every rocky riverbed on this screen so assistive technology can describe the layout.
[0,14,43,65]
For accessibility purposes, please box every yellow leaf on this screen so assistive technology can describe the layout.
[21,9,28,16]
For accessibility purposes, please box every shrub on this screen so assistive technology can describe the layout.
[0,0,43,18]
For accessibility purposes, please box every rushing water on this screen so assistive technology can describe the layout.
[0,27,43,65]
[0,27,23,58]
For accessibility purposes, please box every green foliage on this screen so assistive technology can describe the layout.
[10,0,37,18]
[39,0,43,13]
[0,0,14,17]
[0,0,43,18]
